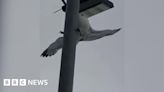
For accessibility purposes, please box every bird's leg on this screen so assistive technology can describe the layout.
[60,28,81,35]
[61,0,67,12]
[60,29,82,41]
[60,28,81,36]
[60,31,64,34]
[62,0,66,5]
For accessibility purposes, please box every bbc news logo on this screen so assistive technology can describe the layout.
[3,79,48,86]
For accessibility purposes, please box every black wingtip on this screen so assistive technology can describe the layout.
[118,28,121,30]
[109,28,121,35]
[114,28,121,33]
[109,1,114,8]
[41,49,48,57]
[105,0,114,8]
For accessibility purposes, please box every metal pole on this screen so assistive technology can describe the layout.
[58,0,80,92]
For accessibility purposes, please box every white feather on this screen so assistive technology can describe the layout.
[41,14,120,57]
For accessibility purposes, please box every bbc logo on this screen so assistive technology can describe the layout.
[3,79,27,86]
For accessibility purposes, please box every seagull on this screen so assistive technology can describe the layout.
[41,14,121,57]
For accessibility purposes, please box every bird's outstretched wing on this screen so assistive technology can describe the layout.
[83,28,121,41]
[41,37,63,57]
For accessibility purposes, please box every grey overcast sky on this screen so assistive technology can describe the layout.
[1,0,164,92]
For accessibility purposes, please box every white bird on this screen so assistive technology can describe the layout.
[41,14,121,57]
